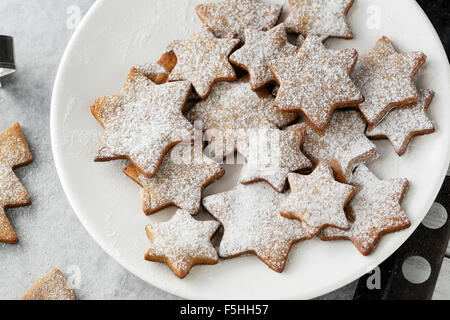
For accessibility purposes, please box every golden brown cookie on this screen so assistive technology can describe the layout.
[203,182,307,273]
[352,36,427,126]
[196,0,282,40]
[298,110,379,183]
[187,77,298,158]
[269,35,362,131]
[285,0,355,40]
[239,124,312,192]
[320,165,410,256]
[91,68,194,178]
[135,50,177,84]
[0,123,32,244]
[168,28,240,99]
[366,89,435,156]
[20,268,76,300]
[229,24,298,90]
[124,143,224,215]
[280,162,355,238]
[145,210,220,279]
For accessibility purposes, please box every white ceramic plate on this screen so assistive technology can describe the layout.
[51,0,450,299]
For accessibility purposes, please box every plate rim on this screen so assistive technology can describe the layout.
[50,0,450,300]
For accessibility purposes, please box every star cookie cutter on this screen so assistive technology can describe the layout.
[0,36,16,88]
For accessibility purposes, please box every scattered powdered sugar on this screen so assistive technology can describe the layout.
[169,28,240,99]
[366,89,435,156]
[229,24,298,90]
[145,210,220,278]
[20,268,76,300]
[93,69,194,177]
[196,0,282,40]
[124,143,224,215]
[202,182,307,272]
[239,125,312,192]
[285,0,354,40]
[320,165,410,256]
[280,162,354,238]
[299,110,379,182]
[352,36,426,126]
[270,35,362,131]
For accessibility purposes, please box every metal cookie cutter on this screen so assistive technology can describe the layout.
[0,35,16,88]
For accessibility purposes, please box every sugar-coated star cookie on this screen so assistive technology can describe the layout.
[203,182,307,272]
[298,110,379,183]
[0,123,32,244]
[135,50,177,84]
[91,68,194,178]
[239,125,312,192]
[269,36,362,131]
[20,268,76,300]
[366,89,435,156]
[196,0,282,40]
[280,162,355,238]
[229,24,298,90]
[320,165,410,255]
[352,36,426,126]
[187,77,298,158]
[168,28,240,99]
[285,0,355,40]
[145,210,220,279]
[124,143,224,215]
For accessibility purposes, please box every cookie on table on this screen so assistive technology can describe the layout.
[229,24,298,91]
[285,0,355,41]
[203,182,307,273]
[187,77,298,158]
[280,162,355,238]
[269,35,362,131]
[196,0,282,41]
[0,123,32,244]
[239,124,312,193]
[320,165,410,255]
[168,28,240,99]
[352,36,427,126]
[366,89,435,156]
[91,68,194,178]
[145,210,220,279]
[298,110,379,183]
[124,143,224,215]
[20,268,76,300]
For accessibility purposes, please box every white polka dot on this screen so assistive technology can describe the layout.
[422,202,447,229]
[402,256,431,284]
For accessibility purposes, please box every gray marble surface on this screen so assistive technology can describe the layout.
[0,0,356,300]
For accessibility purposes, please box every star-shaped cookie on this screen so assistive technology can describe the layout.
[135,50,177,84]
[352,36,427,126]
[280,162,355,238]
[285,0,355,40]
[124,143,225,215]
[229,24,298,90]
[196,0,282,40]
[320,165,410,256]
[0,123,32,244]
[145,210,220,279]
[203,182,307,272]
[91,68,194,178]
[187,77,298,158]
[239,125,312,192]
[366,89,435,156]
[168,28,240,99]
[298,110,379,183]
[269,35,363,131]
[20,268,76,300]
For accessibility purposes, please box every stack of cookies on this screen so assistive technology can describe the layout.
[90,0,435,278]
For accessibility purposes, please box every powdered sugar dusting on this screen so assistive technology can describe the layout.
[320,165,410,255]
[196,0,282,40]
[145,210,220,278]
[203,182,307,272]
[270,36,362,131]
[20,268,76,300]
